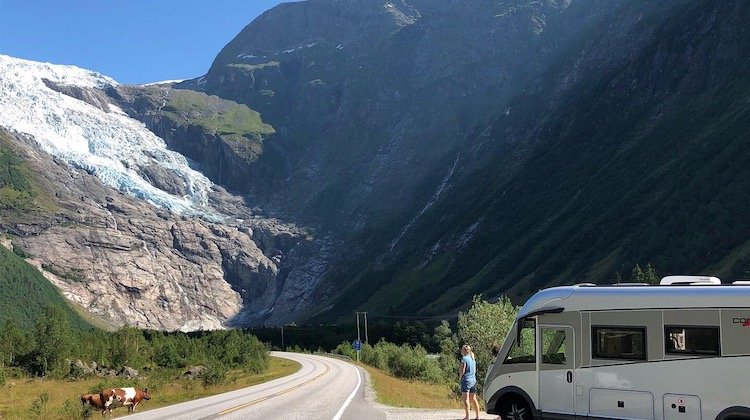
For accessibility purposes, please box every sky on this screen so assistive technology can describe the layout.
[0,0,288,84]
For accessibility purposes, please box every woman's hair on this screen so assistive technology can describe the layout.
[461,344,475,359]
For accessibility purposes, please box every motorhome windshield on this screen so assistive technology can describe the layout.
[504,319,536,364]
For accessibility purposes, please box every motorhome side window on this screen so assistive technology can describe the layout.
[592,326,647,360]
[504,319,536,364]
[665,326,720,356]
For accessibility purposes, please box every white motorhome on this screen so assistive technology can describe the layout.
[483,277,750,420]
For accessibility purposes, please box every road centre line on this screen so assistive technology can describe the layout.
[217,362,331,416]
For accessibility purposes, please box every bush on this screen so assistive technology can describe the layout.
[11,242,30,258]
[337,339,445,383]
[61,397,92,419]
[201,364,227,387]
[29,392,49,418]
[0,367,5,385]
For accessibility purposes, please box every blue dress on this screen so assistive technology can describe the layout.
[460,355,477,392]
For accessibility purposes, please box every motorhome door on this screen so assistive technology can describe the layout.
[538,326,575,416]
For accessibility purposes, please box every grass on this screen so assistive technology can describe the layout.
[163,90,275,137]
[0,356,301,419]
[161,89,274,162]
[360,364,462,409]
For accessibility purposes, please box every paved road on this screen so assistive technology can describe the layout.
[127,352,490,420]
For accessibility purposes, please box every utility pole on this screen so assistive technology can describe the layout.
[356,312,361,342]
[280,325,284,350]
[356,311,369,344]
[363,312,369,344]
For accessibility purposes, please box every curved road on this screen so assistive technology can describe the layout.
[127,352,488,420]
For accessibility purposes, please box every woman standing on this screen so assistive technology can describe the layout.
[459,344,481,420]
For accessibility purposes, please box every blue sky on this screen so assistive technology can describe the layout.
[0,0,287,84]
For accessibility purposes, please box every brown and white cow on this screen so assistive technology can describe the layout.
[81,391,116,416]
[99,388,119,415]
[112,387,151,413]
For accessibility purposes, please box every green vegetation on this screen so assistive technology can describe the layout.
[166,90,274,135]
[227,61,280,71]
[0,144,36,211]
[0,245,90,331]
[332,296,519,396]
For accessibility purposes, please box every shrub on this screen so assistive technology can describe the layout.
[11,242,30,258]
[342,339,445,383]
[29,392,49,418]
[0,367,5,385]
[201,364,226,387]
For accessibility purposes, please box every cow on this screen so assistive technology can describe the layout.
[112,387,151,413]
[80,391,115,416]
[99,389,120,415]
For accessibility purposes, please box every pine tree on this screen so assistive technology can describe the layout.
[644,263,659,284]
[631,264,646,283]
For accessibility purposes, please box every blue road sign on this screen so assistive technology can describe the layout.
[353,339,361,351]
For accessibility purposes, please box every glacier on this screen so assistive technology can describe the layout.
[0,55,221,220]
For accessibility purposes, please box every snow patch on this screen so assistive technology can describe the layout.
[141,79,185,86]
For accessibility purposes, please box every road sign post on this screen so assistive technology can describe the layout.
[353,339,361,363]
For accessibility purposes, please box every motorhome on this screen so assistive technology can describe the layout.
[483,276,750,420]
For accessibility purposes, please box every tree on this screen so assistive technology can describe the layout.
[630,263,658,284]
[32,305,73,376]
[111,326,149,368]
[630,264,646,283]
[0,319,29,366]
[457,295,519,388]
[644,263,659,284]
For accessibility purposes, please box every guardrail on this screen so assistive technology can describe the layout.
[314,352,353,362]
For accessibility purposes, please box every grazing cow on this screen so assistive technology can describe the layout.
[112,387,151,413]
[81,391,115,416]
[99,389,119,415]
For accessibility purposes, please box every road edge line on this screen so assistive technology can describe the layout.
[331,364,362,420]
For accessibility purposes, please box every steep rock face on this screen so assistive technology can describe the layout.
[313,0,750,320]
[186,0,629,230]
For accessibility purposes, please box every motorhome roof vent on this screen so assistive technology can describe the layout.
[732,281,750,285]
[660,276,721,286]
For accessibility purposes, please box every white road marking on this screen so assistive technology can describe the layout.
[331,364,362,420]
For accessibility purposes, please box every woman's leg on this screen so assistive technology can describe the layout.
[462,391,470,420]
[470,392,481,419]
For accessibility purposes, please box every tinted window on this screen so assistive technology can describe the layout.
[592,326,647,360]
[665,326,720,356]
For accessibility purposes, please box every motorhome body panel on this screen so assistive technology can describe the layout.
[589,388,654,419]
[663,394,701,420]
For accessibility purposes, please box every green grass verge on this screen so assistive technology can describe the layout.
[0,356,301,419]
[361,364,461,409]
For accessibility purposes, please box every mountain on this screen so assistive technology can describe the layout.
[313,0,750,319]
[177,0,749,321]
[2,0,748,328]
[0,56,328,329]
